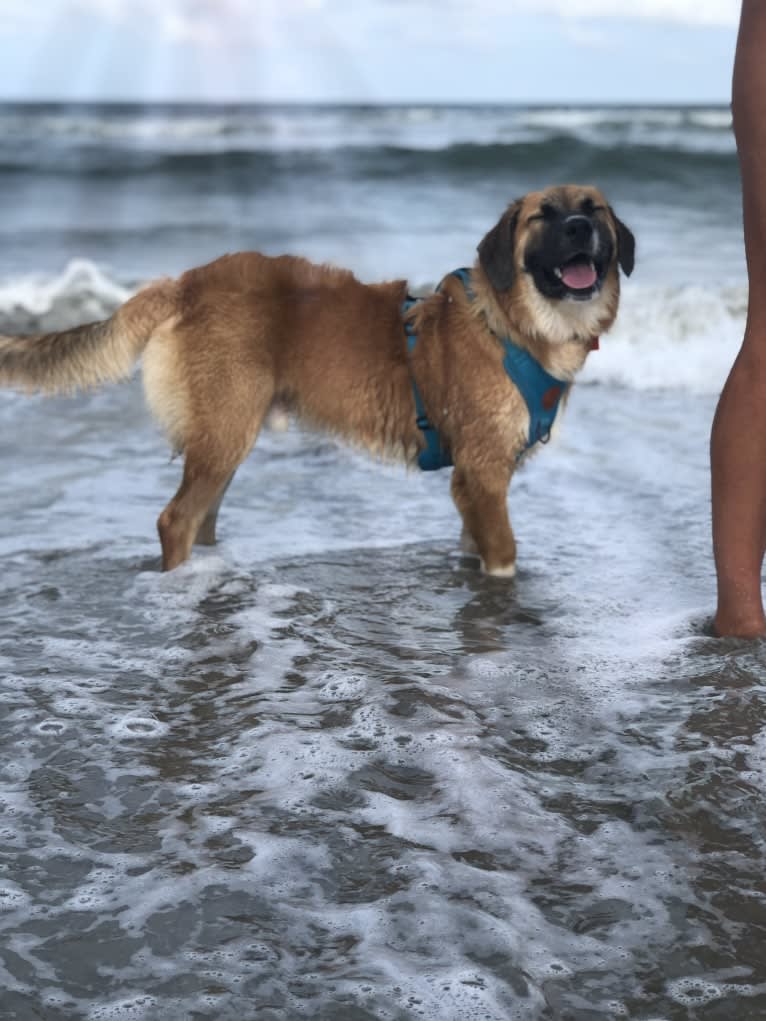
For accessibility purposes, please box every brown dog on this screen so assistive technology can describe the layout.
[0,185,633,574]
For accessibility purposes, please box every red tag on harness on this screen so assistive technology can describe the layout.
[542,385,563,411]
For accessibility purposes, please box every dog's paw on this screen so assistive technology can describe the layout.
[481,560,516,578]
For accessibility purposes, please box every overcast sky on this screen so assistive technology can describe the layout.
[0,0,741,104]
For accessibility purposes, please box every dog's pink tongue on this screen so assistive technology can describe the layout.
[562,261,597,290]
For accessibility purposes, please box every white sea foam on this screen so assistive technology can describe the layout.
[86,995,161,1021]
[667,976,766,1007]
[581,282,746,394]
[0,514,759,1021]
[0,259,131,319]
[688,109,735,131]
[108,714,170,740]
[0,882,32,912]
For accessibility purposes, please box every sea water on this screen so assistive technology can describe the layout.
[1,104,765,1020]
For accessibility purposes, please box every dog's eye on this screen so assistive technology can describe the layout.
[582,200,606,215]
[528,203,555,224]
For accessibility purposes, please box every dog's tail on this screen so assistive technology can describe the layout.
[0,278,179,395]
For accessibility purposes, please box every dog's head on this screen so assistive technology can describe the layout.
[477,185,634,344]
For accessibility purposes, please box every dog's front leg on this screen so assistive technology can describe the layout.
[451,464,517,577]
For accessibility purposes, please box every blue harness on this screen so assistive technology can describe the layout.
[404,268,569,471]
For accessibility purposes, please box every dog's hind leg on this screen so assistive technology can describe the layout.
[194,472,235,546]
[158,455,240,571]
[157,384,274,571]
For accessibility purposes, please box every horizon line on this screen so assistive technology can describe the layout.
[0,97,732,108]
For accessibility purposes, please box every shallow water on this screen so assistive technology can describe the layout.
[2,381,766,1020]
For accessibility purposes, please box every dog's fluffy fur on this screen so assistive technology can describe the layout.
[0,185,634,574]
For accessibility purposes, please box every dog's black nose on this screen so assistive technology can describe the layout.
[563,215,593,246]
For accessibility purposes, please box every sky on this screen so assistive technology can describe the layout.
[0,0,741,104]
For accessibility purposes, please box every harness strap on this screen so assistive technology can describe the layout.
[403,296,453,471]
[501,339,568,447]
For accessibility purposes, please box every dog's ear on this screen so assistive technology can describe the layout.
[478,201,521,291]
[608,206,635,277]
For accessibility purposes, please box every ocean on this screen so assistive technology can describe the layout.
[1,103,765,1020]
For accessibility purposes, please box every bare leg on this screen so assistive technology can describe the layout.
[451,465,516,576]
[711,0,766,637]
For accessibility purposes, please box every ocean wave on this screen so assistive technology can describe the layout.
[582,283,745,395]
[0,260,130,333]
[0,263,745,396]
[0,138,737,188]
[0,102,733,153]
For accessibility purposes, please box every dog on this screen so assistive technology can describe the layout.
[0,184,633,575]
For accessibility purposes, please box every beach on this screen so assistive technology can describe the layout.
[1,103,766,1020]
